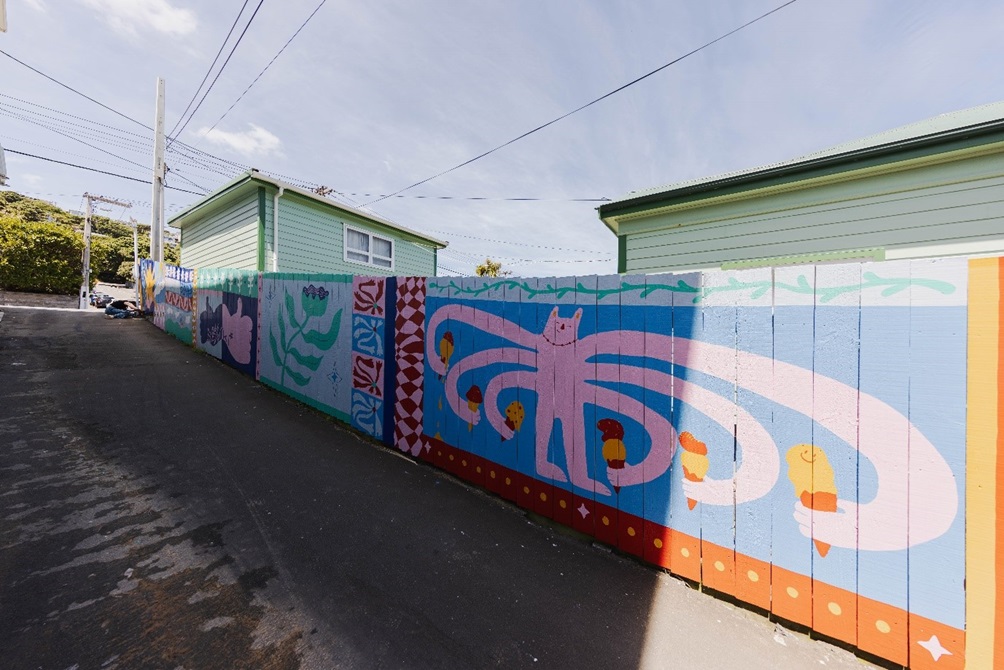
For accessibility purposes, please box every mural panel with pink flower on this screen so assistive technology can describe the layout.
[257,273,353,422]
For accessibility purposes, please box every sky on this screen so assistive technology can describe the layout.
[1,0,1002,277]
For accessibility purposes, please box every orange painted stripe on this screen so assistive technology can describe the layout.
[966,258,999,667]
[997,257,1004,667]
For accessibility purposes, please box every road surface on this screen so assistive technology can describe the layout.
[0,307,871,669]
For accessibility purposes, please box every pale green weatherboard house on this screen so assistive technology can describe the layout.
[599,101,1004,273]
[170,170,447,275]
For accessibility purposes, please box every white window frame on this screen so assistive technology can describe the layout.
[343,223,395,271]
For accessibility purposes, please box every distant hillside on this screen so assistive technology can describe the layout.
[0,190,178,293]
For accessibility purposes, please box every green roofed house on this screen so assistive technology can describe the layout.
[170,170,447,275]
[599,101,1004,273]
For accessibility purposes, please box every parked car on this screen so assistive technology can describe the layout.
[91,293,112,308]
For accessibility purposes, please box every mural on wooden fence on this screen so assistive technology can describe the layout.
[258,273,354,425]
[142,256,988,669]
[195,268,259,377]
[139,259,194,344]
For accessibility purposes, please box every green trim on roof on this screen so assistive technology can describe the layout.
[600,123,1004,221]
[257,186,266,272]
[170,170,448,249]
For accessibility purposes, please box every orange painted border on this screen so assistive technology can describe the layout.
[966,258,1000,669]
[997,257,1004,666]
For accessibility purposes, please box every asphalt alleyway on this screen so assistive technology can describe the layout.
[0,307,871,669]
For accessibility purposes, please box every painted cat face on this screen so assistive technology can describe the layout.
[542,307,583,346]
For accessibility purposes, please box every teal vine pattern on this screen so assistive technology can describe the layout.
[428,272,955,304]
[269,288,342,387]
[198,268,258,297]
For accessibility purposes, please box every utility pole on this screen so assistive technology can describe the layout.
[79,193,132,309]
[150,77,166,263]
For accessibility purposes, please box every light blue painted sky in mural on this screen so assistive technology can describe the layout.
[2,0,1003,275]
[421,293,967,627]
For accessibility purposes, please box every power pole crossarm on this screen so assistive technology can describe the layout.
[78,193,132,310]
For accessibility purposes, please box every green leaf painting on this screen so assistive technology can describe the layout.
[270,284,342,387]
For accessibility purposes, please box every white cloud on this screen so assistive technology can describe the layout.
[24,0,48,12]
[79,0,196,38]
[198,124,283,158]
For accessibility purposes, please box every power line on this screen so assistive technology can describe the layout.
[199,0,328,139]
[0,93,233,181]
[0,137,154,172]
[0,104,153,155]
[0,73,328,195]
[364,0,800,206]
[1,97,609,205]
[0,93,152,140]
[442,248,612,264]
[0,50,262,181]
[0,92,229,190]
[167,0,251,141]
[168,0,267,147]
[0,105,210,193]
[334,191,609,202]
[429,229,608,254]
[4,148,205,195]
[0,48,152,131]
[0,106,152,173]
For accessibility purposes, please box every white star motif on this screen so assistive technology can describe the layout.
[917,635,951,662]
[577,503,590,518]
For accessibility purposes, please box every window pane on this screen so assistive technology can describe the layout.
[373,237,392,258]
[346,229,369,252]
[347,250,369,263]
[373,257,392,268]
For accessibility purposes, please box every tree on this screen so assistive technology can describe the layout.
[0,190,183,290]
[475,258,511,278]
[0,216,83,294]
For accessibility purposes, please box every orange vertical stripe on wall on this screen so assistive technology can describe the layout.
[996,257,1004,667]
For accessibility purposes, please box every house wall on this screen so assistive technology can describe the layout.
[178,191,260,271]
[619,149,1004,272]
[262,187,437,276]
[140,256,1004,669]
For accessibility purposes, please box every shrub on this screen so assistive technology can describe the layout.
[0,216,83,294]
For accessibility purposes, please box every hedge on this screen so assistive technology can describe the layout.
[0,216,84,294]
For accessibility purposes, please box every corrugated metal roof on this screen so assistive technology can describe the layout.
[611,100,1004,204]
